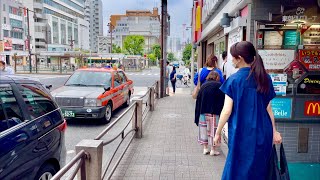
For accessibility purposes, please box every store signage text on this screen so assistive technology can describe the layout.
[304,101,320,116]
[299,50,320,70]
[2,24,11,30]
[202,0,223,23]
[271,98,292,119]
[304,78,320,85]
[282,7,317,22]
[258,50,295,70]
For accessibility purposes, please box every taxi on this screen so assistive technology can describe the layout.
[51,67,134,123]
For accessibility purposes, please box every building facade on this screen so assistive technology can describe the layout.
[0,0,27,65]
[192,0,320,164]
[110,8,160,54]
[85,0,103,52]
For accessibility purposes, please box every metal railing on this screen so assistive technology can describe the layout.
[52,81,159,180]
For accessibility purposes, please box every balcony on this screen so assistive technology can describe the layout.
[34,31,46,40]
[35,41,46,46]
[33,1,43,10]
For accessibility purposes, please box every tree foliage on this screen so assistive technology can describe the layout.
[112,44,122,53]
[123,35,145,55]
[147,53,157,63]
[167,52,175,61]
[152,44,161,60]
[182,43,192,62]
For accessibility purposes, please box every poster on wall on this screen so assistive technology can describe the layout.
[284,30,298,46]
[258,50,295,70]
[270,74,287,96]
[271,98,292,119]
[264,31,283,46]
[297,74,320,94]
[226,27,243,78]
[299,49,320,70]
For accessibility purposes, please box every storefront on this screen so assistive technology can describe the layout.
[253,0,320,162]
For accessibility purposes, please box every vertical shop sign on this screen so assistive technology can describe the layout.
[271,98,292,119]
[3,38,12,50]
[299,50,320,70]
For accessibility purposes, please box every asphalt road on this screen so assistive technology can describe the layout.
[24,67,161,164]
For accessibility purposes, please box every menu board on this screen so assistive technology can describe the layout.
[258,50,295,70]
[284,31,298,46]
[270,74,287,96]
[299,49,320,70]
[271,98,292,119]
[264,31,283,46]
[297,75,320,94]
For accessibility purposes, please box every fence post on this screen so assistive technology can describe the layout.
[76,139,103,180]
[155,81,159,99]
[132,98,143,138]
[149,87,155,111]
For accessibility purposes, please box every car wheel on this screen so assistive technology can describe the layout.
[35,163,56,180]
[123,93,131,107]
[101,102,112,124]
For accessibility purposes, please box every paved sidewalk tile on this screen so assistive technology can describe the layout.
[111,88,226,179]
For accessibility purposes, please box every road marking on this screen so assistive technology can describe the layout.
[67,150,75,154]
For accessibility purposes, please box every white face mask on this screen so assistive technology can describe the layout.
[232,61,239,68]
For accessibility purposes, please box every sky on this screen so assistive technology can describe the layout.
[102,0,193,41]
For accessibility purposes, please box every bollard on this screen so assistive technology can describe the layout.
[149,86,155,111]
[132,98,143,138]
[75,139,103,180]
[155,81,159,99]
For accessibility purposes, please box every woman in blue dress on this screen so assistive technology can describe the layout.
[194,54,224,85]
[213,41,282,180]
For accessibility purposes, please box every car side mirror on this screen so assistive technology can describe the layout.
[46,85,53,90]
[104,85,111,92]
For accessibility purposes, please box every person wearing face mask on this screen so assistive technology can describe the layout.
[213,41,282,180]
[0,60,14,75]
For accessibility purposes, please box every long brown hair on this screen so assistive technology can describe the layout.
[230,41,269,94]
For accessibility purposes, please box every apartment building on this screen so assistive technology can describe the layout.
[85,0,103,52]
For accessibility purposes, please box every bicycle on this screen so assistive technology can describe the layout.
[176,74,191,87]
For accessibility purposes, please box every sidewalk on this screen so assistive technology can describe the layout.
[111,88,226,180]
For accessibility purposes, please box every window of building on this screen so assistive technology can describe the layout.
[43,0,84,18]
[68,22,72,42]
[74,25,78,45]
[3,30,9,37]
[10,19,22,28]
[0,84,24,132]
[9,6,22,16]
[18,84,56,119]
[13,44,23,50]
[60,20,66,44]
[3,17,6,24]
[10,31,23,39]
[52,17,59,44]
[3,4,5,11]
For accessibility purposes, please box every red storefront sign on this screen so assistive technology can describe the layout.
[299,49,320,70]
[304,101,320,116]
[3,38,12,50]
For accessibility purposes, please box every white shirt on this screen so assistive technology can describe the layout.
[0,66,15,75]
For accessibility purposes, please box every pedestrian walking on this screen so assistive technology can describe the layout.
[0,60,14,75]
[221,51,227,80]
[170,66,177,94]
[192,54,224,99]
[165,61,170,96]
[213,41,282,180]
[195,71,225,155]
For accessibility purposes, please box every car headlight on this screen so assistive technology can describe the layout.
[84,99,101,107]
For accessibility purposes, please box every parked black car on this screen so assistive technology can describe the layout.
[0,75,66,180]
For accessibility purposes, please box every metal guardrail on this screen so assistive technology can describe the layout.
[52,81,159,180]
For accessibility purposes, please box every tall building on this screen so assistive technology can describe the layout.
[85,0,103,52]
[110,8,160,54]
[0,0,27,65]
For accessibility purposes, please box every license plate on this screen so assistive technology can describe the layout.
[63,110,75,117]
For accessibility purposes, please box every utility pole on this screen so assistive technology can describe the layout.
[160,0,168,98]
[26,8,32,73]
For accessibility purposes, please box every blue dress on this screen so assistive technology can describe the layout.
[219,67,276,180]
[194,67,224,85]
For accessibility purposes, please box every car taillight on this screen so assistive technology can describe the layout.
[58,119,67,132]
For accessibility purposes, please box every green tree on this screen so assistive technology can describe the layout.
[152,44,161,60]
[147,53,157,63]
[123,35,145,55]
[182,43,192,62]
[112,44,122,53]
[167,52,175,61]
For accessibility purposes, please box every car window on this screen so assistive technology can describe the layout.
[0,84,23,132]
[65,71,111,87]
[118,71,127,83]
[18,84,56,120]
[114,72,122,87]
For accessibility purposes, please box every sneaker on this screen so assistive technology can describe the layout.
[203,148,210,155]
[210,150,220,156]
